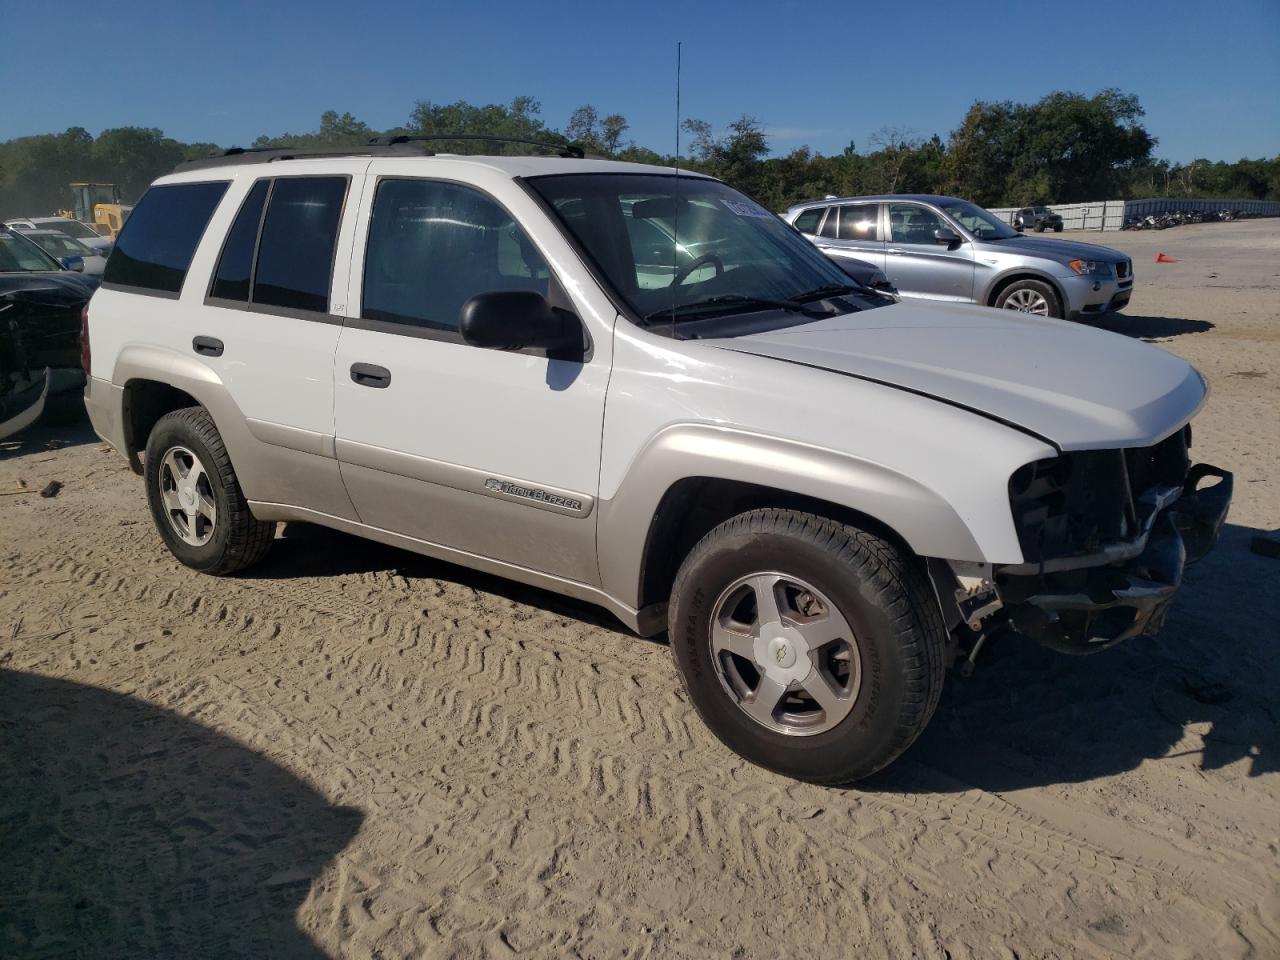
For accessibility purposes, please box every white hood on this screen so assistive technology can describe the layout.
[703,301,1205,450]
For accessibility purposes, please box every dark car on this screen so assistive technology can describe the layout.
[0,306,49,440]
[0,226,97,370]
[824,253,898,298]
[1013,206,1064,233]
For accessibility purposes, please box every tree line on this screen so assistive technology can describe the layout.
[2,89,1277,219]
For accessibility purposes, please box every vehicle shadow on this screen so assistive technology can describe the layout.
[1092,312,1214,339]
[867,521,1277,795]
[0,670,363,959]
[0,389,97,462]
[247,521,640,639]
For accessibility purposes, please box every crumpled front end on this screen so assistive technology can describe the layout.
[994,426,1232,653]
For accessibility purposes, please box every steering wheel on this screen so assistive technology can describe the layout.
[672,253,724,287]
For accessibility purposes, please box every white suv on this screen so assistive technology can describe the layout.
[83,139,1232,784]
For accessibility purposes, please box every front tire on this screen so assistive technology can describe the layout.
[1053,223,1064,232]
[668,509,946,785]
[144,406,274,575]
[995,278,1063,318]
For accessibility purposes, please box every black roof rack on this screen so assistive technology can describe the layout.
[367,134,585,159]
[175,142,432,172]
[175,134,586,173]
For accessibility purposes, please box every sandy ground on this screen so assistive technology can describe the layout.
[1,219,1278,959]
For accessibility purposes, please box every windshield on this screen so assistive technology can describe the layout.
[938,200,1020,240]
[0,231,63,272]
[42,218,100,240]
[526,173,863,325]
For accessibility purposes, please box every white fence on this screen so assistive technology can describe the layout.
[989,201,1126,231]
[989,197,1280,232]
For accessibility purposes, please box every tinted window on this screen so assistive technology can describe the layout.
[817,208,839,238]
[253,177,347,313]
[887,203,948,244]
[103,181,228,293]
[362,179,548,332]
[792,208,823,235]
[838,204,880,241]
[210,179,269,302]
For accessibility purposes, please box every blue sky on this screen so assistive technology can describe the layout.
[3,0,1277,162]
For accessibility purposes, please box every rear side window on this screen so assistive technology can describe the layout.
[792,208,823,235]
[361,179,548,333]
[253,177,348,313]
[839,204,880,241]
[209,179,269,302]
[817,208,839,239]
[104,181,228,293]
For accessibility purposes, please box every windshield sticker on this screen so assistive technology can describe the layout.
[720,198,772,218]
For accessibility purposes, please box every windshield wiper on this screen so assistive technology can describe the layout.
[791,283,863,302]
[642,294,831,324]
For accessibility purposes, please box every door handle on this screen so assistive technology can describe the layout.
[886,248,906,255]
[350,362,391,388]
[192,336,224,357]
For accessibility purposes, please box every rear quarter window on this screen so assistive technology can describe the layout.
[792,207,823,235]
[103,181,229,294]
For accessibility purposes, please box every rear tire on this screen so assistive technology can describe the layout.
[668,509,946,785]
[995,278,1062,319]
[1053,223,1064,232]
[144,406,274,575]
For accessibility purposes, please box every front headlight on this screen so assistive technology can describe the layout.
[1067,259,1111,276]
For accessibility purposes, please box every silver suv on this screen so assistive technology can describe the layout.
[783,194,1133,320]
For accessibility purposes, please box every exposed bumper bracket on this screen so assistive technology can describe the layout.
[1000,463,1232,653]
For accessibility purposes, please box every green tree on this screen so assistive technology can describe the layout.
[2,89,1275,221]
[91,127,186,200]
[565,105,601,151]
[407,96,556,151]
[0,127,95,217]
[600,114,629,156]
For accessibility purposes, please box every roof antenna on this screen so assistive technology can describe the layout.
[670,40,682,338]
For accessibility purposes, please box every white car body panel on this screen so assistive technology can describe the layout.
[701,300,1206,451]
[329,158,620,580]
[79,254,108,275]
[597,322,1056,567]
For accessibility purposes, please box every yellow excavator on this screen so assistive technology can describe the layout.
[56,183,133,240]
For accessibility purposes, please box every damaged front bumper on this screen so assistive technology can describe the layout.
[996,463,1232,653]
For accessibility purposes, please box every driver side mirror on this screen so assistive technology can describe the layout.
[933,228,962,247]
[459,290,585,359]
[59,255,85,272]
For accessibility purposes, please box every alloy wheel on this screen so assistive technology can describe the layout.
[709,572,861,736]
[157,445,217,546]
[1003,288,1050,315]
